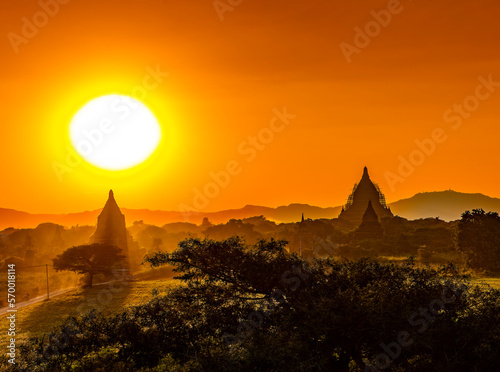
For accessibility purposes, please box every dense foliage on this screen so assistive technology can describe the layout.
[456,209,500,275]
[6,237,500,371]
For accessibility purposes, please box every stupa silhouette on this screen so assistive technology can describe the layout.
[356,200,384,240]
[338,167,393,225]
[291,213,315,257]
[90,190,130,271]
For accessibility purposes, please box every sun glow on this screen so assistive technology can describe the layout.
[69,95,162,171]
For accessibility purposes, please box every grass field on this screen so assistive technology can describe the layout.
[0,278,176,349]
[0,270,79,308]
[475,277,500,289]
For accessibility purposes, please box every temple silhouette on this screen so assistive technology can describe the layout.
[90,190,130,272]
[338,167,393,226]
[356,200,384,240]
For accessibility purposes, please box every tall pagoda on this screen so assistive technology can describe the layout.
[90,190,130,270]
[338,167,393,225]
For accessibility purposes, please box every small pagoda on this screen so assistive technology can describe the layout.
[291,213,315,257]
[356,200,384,240]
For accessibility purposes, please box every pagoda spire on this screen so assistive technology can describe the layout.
[362,166,369,179]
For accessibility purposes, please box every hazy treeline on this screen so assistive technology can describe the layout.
[130,215,458,263]
[0,214,464,305]
[0,214,459,272]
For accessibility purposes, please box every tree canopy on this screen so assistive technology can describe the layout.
[456,209,500,275]
[52,243,126,287]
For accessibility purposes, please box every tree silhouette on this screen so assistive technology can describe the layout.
[456,209,500,275]
[52,244,125,287]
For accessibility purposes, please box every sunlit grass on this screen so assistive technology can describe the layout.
[0,279,175,348]
[0,270,79,307]
[475,277,500,289]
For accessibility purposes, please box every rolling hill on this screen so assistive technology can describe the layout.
[388,190,500,221]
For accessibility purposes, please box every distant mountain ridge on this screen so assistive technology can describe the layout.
[388,190,500,221]
[1,191,499,230]
[0,204,342,230]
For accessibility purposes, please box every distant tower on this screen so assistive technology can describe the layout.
[291,213,315,257]
[356,200,384,240]
[338,167,393,225]
[201,217,212,228]
[90,190,129,270]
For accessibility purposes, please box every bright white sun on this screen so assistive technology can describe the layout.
[69,95,161,171]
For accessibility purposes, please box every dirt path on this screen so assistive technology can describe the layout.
[0,287,78,316]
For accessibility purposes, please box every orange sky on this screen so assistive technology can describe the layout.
[1,0,500,214]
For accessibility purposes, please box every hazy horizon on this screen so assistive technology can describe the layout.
[0,187,496,216]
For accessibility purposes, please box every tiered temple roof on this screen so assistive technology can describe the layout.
[338,167,393,225]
